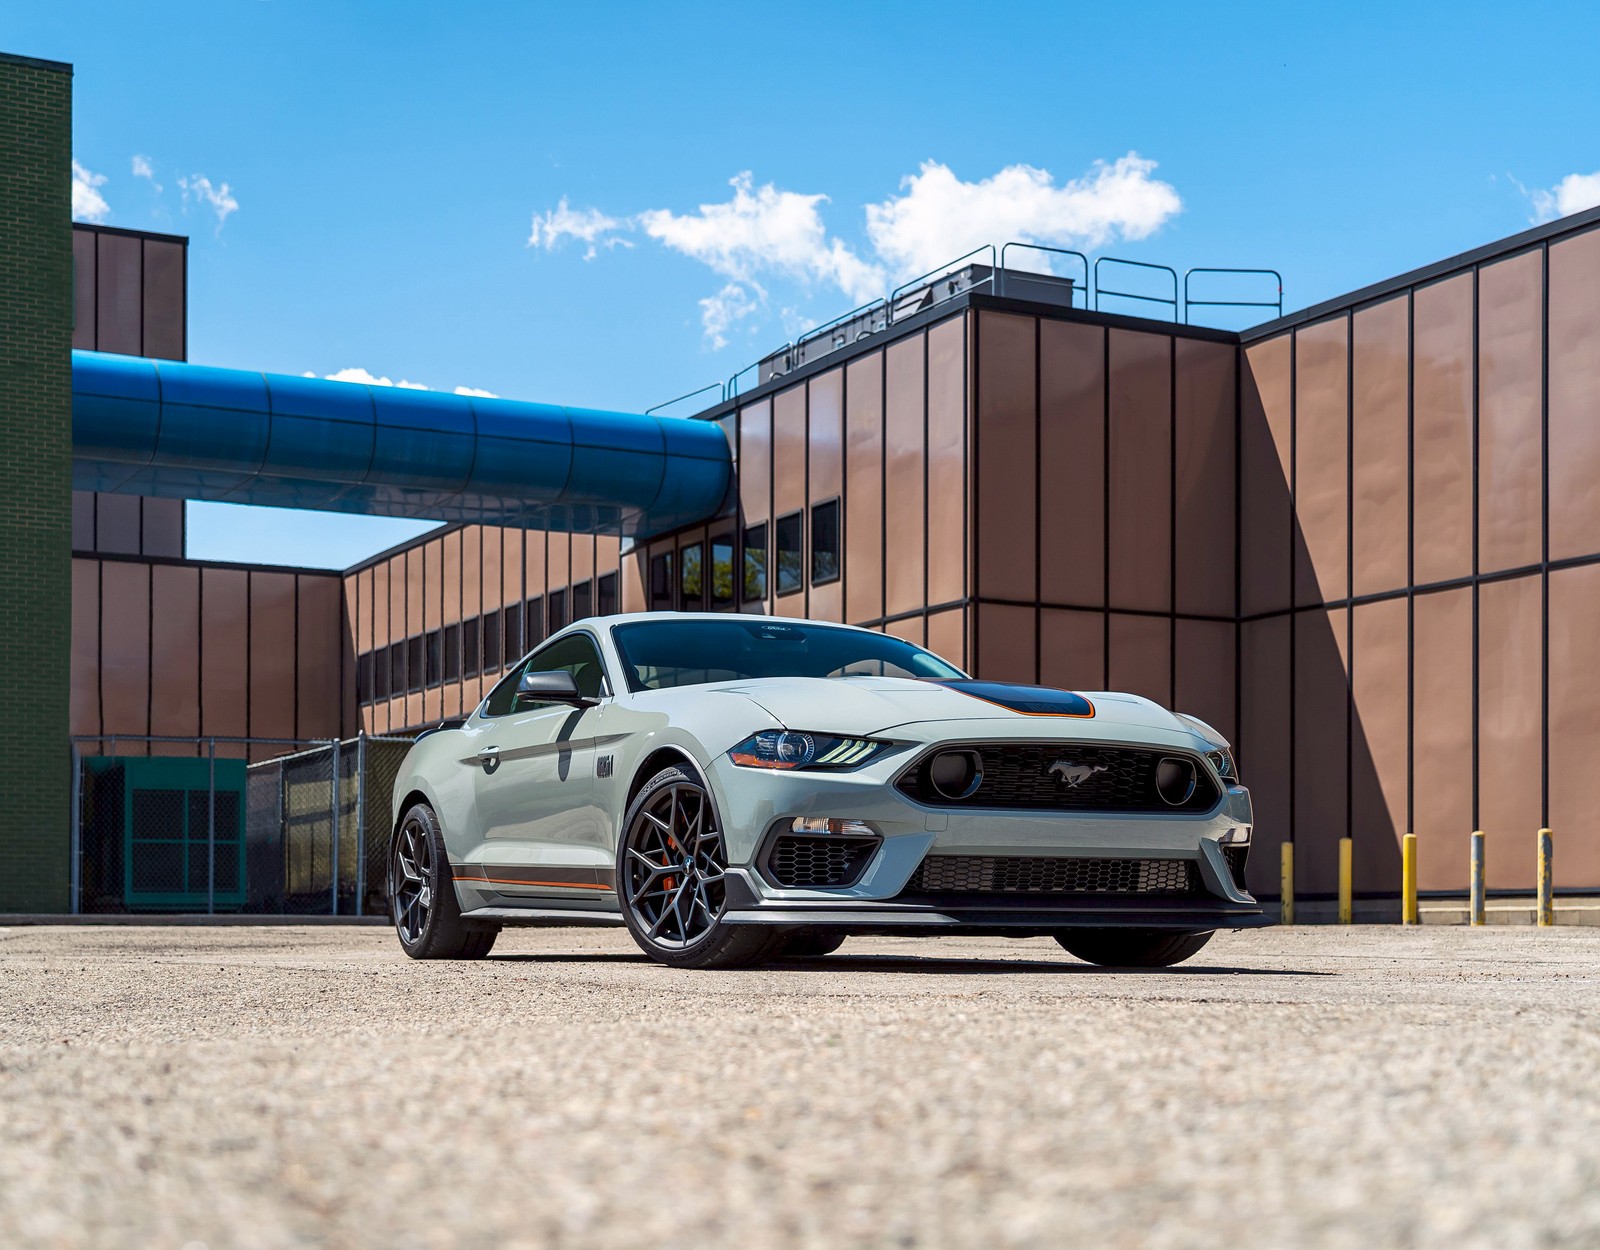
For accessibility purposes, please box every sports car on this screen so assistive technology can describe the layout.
[387,613,1265,969]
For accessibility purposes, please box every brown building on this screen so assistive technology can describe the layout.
[63,205,1600,909]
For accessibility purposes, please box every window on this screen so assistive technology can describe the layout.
[597,572,618,617]
[548,588,568,634]
[710,536,735,609]
[407,635,424,692]
[443,624,461,685]
[463,616,481,678]
[680,543,704,610]
[503,604,523,667]
[424,630,443,686]
[357,651,373,704]
[389,641,406,696]
[775,511,803,596]
[810,498,840,586]
[742,522,768,603]
[649,552,675,611]
[372,646,390,701]
[572,579,593,622]
[482,610,501,675]
[611,618,965,692]
[524,597,544,650]
[483,632,608,718]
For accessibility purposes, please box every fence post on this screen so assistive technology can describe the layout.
[1279,842,1294,926]
[354,733,367,917]
[207,737,217,916]
[68,742,82,915]
[1338,836,1353,924]
[329,739,341,917]
[1401,832,1418,925]
[1537,828,1554,927]
[1470,830,1486,926]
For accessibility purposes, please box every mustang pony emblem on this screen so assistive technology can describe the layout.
[1050,760,1109,788]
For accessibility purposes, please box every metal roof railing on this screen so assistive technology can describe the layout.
[1182,267,1284,324]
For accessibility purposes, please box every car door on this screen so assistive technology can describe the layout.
[468,632,611,888]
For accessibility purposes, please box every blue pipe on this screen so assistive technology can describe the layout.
[71,351,732,538]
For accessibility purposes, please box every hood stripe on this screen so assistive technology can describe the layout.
[927,680,1096,719]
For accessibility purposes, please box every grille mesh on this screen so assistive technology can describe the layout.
[766,835,879,888]
[897,744,1219,813]
[1224,845,1250,892]
[905,855,1201,896]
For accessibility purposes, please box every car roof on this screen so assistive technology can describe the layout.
[575,612,884,634]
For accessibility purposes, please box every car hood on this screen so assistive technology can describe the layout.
[715,676,1212,746]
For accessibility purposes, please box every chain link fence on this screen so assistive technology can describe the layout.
[71,734,415,916]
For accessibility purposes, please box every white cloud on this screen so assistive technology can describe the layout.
[528,197,629,260]
[1528,170,1600,223]
[71,160,110,223]
[866,155,1182,280]
[535,153,1182,347]
[321,366,430,390]
[309,367,496,397]
[698,282,763,350]
[638,172,884,304]
[130,154,160,192]
[178,174,239,229]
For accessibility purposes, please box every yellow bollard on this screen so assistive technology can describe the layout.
[1401,832,1418,925]
[1338,836,1353,924]
[1280,841,1294,926]
[1538,829,1554,927]
[1470,830,1486,926]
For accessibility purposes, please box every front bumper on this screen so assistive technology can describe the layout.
[704,742,1263,932]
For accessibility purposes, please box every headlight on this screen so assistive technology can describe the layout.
[728,730,888,771]
[1207,748,1238,782]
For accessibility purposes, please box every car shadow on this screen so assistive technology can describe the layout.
[486,951,1329,976]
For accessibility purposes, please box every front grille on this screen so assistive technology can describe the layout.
[905,855,1201,896]
[1224,845,1250,892]
[897,743,1219,813]
[765,835,879,888]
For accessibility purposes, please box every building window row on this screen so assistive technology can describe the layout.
[356,573,617,706]
[648,498,840,612]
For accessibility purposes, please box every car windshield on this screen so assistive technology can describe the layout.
[610,619,966,692]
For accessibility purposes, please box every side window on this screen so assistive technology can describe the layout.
[482,633,608,718]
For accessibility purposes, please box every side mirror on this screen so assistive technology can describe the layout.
[516,668,597,708]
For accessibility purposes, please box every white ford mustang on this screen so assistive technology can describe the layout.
[388,613,1264,969]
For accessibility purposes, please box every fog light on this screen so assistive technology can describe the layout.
[1219,827,1251,845]
[790,818,875,836]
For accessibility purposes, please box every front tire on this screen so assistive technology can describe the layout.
[617,765,784,970]
[1054,928,1212,968]
[390,801,499,960]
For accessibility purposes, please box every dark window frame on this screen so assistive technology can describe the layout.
[774,510,804,598]
[742,522,768,604]
[679,542,705,611]
[809,496,841,587]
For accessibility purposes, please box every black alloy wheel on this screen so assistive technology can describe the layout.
[389,801,498,960]
[618,765,784,969]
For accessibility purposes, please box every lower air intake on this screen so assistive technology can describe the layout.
[905,855,1200,896]
[765,835,879,888]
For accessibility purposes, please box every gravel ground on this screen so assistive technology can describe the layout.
[1,924,1597,1250]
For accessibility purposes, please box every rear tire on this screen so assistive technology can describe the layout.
[617,765,784,970]
[390,801,499,960]
[1054,928,1212,968]
[776,931,847,958]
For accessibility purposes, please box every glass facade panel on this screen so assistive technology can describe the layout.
[679,544,704,610]
[710,538,734,609]
[775,513,803,597]
[810,499,840,585]
[742,523,768,603]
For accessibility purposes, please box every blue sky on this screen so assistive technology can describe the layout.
[12,0,1600,568]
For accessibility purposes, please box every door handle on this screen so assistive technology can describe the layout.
[477,746,500,768]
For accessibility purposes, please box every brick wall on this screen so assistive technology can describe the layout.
[0,53,73,911]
